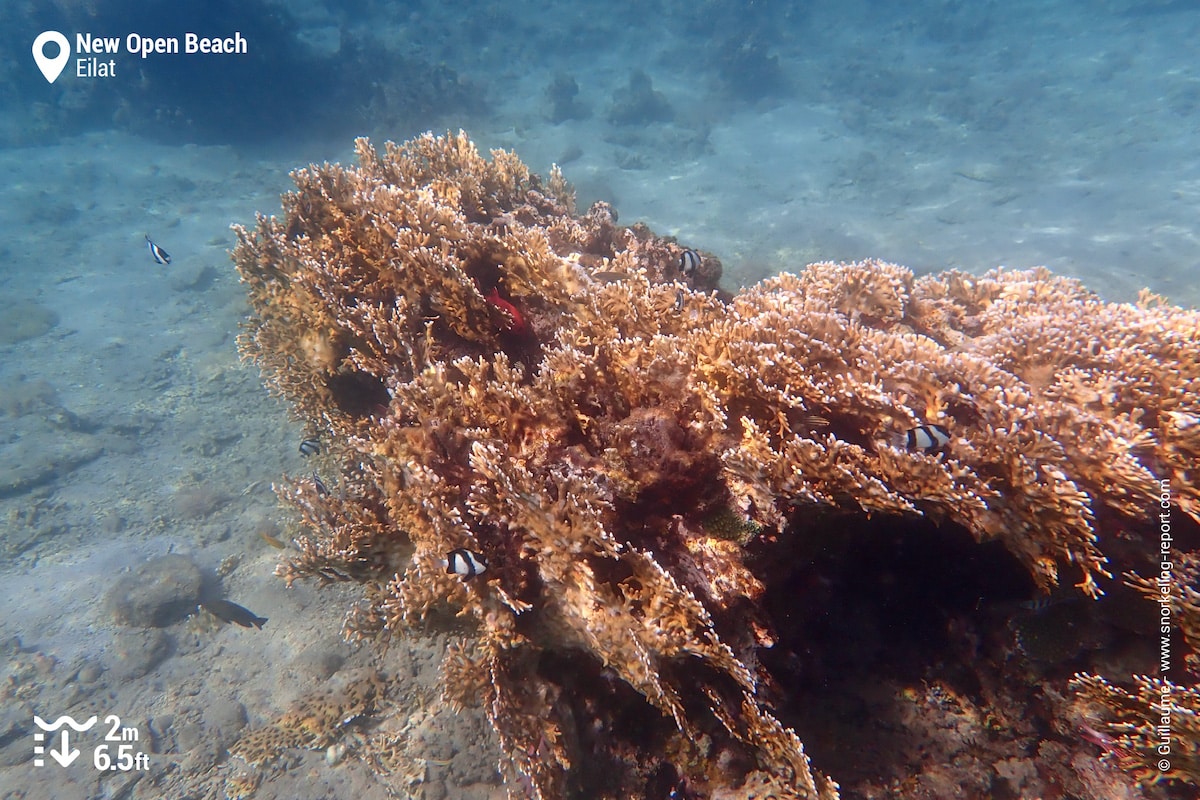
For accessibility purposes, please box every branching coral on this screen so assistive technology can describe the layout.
[1127,552,1200,677]
[1070,672,1200,786]
[234,131,1200,798]
[1069,553,1200,788]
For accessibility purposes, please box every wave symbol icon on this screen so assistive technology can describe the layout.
[34,716,97,732]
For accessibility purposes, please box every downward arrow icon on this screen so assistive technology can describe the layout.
[49,730,79,767]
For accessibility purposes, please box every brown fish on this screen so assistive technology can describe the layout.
[259,531,286,549]
[201,599,268,629]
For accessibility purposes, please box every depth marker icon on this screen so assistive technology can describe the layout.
[33,715,95,768]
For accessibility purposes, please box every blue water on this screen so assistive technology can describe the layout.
[4,1,1199,297]
[0,1,1196,798]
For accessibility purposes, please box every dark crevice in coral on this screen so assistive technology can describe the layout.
[535,649,677,799]
[1102,508,1200,578]
[462,241,509,290]
[497,327,544,374]
[755,514,1034,788]
[768,513,1030,671]
[326,370,391,419]
[484,523,547,610]
[746,512,1199,797]
[537,647,770,799]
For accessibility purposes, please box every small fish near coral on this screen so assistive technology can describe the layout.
[1014,589,1081,615]
[298,438,320,456]
[444,548,487,579]
[259,531,287,549]
[484,288,526,334]
[985,589,1081,618]
[892,423,951,452]
[678,249,700,277]
[592,270,631,283]
[646,764,696,800]
[145,234,171,265]
[311,472,328,496]
[200,599,268,629]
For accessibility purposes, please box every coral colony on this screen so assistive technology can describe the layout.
[233,132,1200,798]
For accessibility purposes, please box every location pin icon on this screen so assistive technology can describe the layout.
[32,31,70,84]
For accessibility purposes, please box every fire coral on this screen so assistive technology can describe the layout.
[233,131,1200,798]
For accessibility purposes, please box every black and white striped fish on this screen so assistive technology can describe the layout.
[145,234,171,265]
[299,438,320,456]
[445,548,488,579]
[990,590,1080,617]
[891,423,951,452]
[311,472,328,496]
[678,249,700,277]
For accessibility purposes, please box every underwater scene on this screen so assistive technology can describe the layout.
[1,1,1198,799]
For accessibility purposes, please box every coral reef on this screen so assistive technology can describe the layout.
[234,131,1200,798]
[223,669,385,798]
[546,73,590,123]
[0,297,58,344]
[1068,551,1200,788]
[608,70,674,125]
[713,34,788,100]
[1070,672,1200,787]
